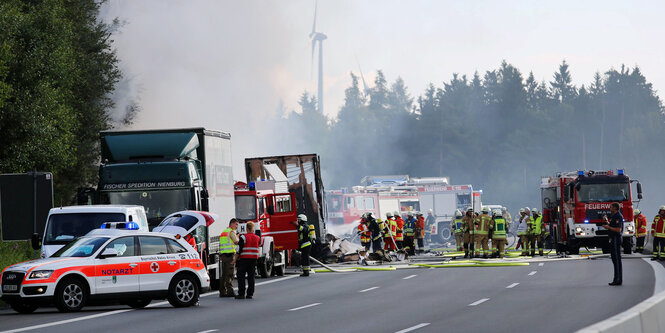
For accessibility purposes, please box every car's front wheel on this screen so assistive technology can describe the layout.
[54,277,87,312]
[167,274,199,307]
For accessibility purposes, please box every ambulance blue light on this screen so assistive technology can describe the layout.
[101,222,140,230]
[584,219,589,223]
[618,169,624,175]
[578,170,584,176]
[124,222,140,230]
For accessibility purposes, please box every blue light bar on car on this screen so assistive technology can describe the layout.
[101,222,140,230]
[618,169,624,175]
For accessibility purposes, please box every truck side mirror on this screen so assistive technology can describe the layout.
[31,233,41,250]
[637,182,643,200]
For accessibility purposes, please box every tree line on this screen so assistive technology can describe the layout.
[274,60,665,212]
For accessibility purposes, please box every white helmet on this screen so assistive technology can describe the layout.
[519,208,525,213]
[455,209,463,217]
[298,214,308,222]
[428,209,433,214]
[634,209,640,216]
[481,206,490,213]
[531,208,539,215]
[660,206,665,212]
[524,207,531,213]
[393,211,400,217]
[493,209,502,216]
[466,207,474,212]
[386,212,393,218]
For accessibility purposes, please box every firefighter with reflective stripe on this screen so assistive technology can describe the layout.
[367,213,383,252]
[490,209,507,258]
[516,208,528,255]
[474,207,492,258]
[462,207,475,258]
[383,212,397,251]
[394,211,405,250]
[634,209,647,253]
[357,213,372,250]
[297,214,315,276]
[530,208,545,256]
[451,210,464,251]
[218,218,239,297]
[651,206,665,261]
[235,222,260,299]
[415,212,426,254]
[403,212,416,255]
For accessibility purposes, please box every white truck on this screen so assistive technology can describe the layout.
[413,183,477,244]
[31,205,149,258]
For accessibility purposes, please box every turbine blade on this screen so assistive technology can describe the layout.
[310,40,316,78]
[310,0,318,37]
[356,56,370,94]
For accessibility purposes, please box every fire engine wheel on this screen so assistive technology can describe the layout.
[8,301,39,314]
[623,242,632,255]
[168,274,199,307]
[567,237,580,255]
[54,278,87,312]
[258,247,274,278]
[438,227,452,243]
[273,251,285,276]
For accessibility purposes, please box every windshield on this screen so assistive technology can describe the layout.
[577,183,630,203]
[104,189,191,226]
[44,213,125,245]
[159,214,199,231]
[235,195,257,220]
[457,194,471,207]
[52,237,110,257]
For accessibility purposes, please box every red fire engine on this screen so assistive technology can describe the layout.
[540,169,642,255]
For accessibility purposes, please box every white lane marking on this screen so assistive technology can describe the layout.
[359,286,380,293]
[395,323,430,333]
[506,283,520,289]
[403,274,417,280]
[0,275,300,333]
[528,271,537,276]
[468,298,490,306]
[644,257,665,295]
[198,330,219,333]
[538,263,544,266]
[288,303,321,311]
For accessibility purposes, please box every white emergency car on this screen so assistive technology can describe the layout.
[1,222,209,313]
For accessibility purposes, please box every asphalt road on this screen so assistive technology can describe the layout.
[0,256,656,333]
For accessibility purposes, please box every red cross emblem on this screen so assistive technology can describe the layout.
[150,262,159,272]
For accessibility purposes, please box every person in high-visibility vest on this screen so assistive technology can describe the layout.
[490,209,507,258]
[651,206,665,261]
[523,207,533,256]
[394,211,404,250]
[415,212,426,254]
[474,207,491,258]
[383,212,397,251]
[530,208,545,256]
[357,214,372,251]
[403,212,416,255]
[516,208,528,256]
[634,209,647,253]
[462,207,475,258]
[235,222,260,299]
[297,214,315,276]
[219,218,239,297]
[451,210,464,252]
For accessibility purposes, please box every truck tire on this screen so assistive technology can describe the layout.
[623,238,633,255]
[258,247,274,278]
[567,237,580,255]
[167,274,199,307]
[438,224,452,243]
[54,277,87,312]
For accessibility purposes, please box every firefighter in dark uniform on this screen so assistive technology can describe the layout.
[367,212,383,252]
[297,214,315,277]
[601,202,623,286]
[235,222,260,299]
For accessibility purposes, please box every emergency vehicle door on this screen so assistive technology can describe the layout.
[265,193,299,250]
[94,236,139,293]
[138,236,180,291]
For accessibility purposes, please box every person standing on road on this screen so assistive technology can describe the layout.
[462,207,475,258]
[383,212,397,251]
[523,207,533,256]
[358,214,372,251]
[517,208,528,256]
[403,212,416,255]
[633,209,647,253]
[415,212,426,254]
[530,208,545,256]
[296,214,315,277]
[490,210,507,258]
[651,206,665,261]
[474,207,491,258]
[235,222,260,299]
[601,202,623,286]
[425,209,436,244]
[219,218,239,297]
[452,210,464,252]
[367,213,383,253]
[394,211,405,250]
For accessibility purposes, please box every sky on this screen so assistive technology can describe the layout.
[101,0,665,178]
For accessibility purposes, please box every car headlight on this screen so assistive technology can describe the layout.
[627,225,634,231]
[575,227,583,232]
[29,270,54,279]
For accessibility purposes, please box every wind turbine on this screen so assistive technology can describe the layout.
[310,0,327,114]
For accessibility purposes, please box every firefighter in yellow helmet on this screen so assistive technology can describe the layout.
[490,209,507,258]
[451,210,464,251]
[462,207,475,258]
[474,207,492,258]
